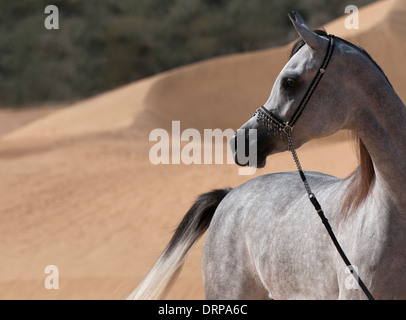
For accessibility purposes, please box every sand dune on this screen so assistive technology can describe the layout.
[0,0,405,299]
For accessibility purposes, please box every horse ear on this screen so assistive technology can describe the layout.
[288,11,325,51]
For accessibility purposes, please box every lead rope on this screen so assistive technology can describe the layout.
[284,126,374,300]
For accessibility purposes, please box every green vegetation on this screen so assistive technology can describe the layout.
[0,0,375,107]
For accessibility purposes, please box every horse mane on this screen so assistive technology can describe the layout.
[289,29,388,216]
[341,135,375,216]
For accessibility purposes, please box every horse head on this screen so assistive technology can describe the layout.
[231,12,350,168]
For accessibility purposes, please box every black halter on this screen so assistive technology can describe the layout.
[254,34,374,300]
[256,34,335,134]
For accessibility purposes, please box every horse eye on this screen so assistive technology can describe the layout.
[282,77,296,89]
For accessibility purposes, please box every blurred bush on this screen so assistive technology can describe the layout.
[0,0,375,107]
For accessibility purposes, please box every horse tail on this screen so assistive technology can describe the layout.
[127,188,232,300]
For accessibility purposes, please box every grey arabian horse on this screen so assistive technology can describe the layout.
[129,12,406,300]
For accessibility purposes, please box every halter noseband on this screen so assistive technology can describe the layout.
[255,34,335,135]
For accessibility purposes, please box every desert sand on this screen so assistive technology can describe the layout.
[0,0,405,299]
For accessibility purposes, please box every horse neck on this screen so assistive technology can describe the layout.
[353,78,406,214]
